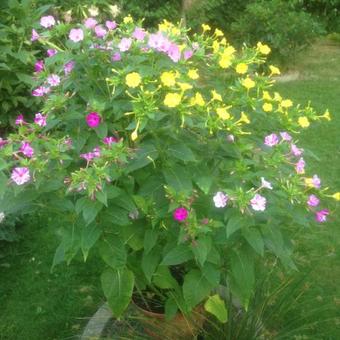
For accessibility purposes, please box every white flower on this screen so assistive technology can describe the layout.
[261,177,273,190]
[213,191,228,208]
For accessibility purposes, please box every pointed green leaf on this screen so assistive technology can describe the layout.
[81,223,102,261]
[204,295,228,323]
[242,227,264,256]
[163,165,192,194]
[161,244,193,266]
[99,237,127,269]
[142,249,161,282]
[168,143,196,162]
[144,229,159,254]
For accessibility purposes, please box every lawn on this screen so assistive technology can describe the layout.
[0,38,339,339]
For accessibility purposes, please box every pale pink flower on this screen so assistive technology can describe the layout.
[84,17,97,29]
[47,74,60,87]
[250,194,267,211]
[94,25,107,38]
[103,136,118,145]
[315,209,329,223]
[307,194,320,207]
[112,52,121,61]
[31,29,40,41]
[64,61,75,75]
[92,147,101,157]
[291,144,303,157]
[34,113,47,127]
[261,177,273,189]
[312,174,321,189]
[213,192,228,208]
[34,60,44,73]
[40,15,55,28]
[11,167,30,185]
[19,141,34,158]
[148,32,170,52]
[132,27,146,41]
[167,43,181,62]
[32,86,50,97]
[295,158,305,174]
[118,37,132,52]
[105,20,117,30]
[15,114,25,125]
[47,49,57,57]
[183,50,193,60]
[280,131,292,141]
[264,133,279,147]
[69,28,84,42]
[80,152,95,162]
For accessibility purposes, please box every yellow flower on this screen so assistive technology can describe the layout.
[211,90,222,102]
[281,99,293,108]
[274,92,282,102]
[304,178,314,187]
[188,69,199,80]
[219,55,232,69]
[125,72,141,88]
[321,109,331,121]
[202,24,211,32]
[212,40,220,54]
[158,19,171,31]
[171,27,180,36]
[269,65,280,75]
[216,107,231,120]
[123,15,133,24]
[223,46,236,56]
[236,63,248,74]
[131,120,140,141]
[242,77,255,89]
[214,28,224,37]
[164,93,181,108]
[220,38,227,46]
[191,92,205,106]
[257,42,271,55]
[262,91,272,101]
[298,116,310,128]
[263,103,273,112]
[160,71,176,87]
[177,82,193,91]
[331,192,340,201]
[237,112,250,124]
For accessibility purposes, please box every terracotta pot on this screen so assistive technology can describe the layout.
[133,302,205,340]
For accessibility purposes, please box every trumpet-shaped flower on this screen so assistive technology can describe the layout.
[213,192,228,208]
[11,167,30,185]
[20,142,34,158]
[47,74,60,87]
[250,194,266,211]
[34,113,47,127]
[40,15,55,28]
[295,158,305,174]
[125,72,141,88]
[69,28,84,42]
[118,37,132,52]
[173,207,188,222]
[86,112,101,128]
[164,93,181,107]
[307,194,320,207]
[264,133,279,147]
[315,209,329,223]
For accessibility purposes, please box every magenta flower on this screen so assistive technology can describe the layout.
[105,20,117,30]
[47,49,58,57]
[15,114,25,125]
[31,29,40,41]
[11,167,30,185]
[250,194,266,211]
[173,207,189,222]
[118,38,132,52]
[34,60,44,73]
[112,52,121,62]
[19,141,34,158]
[64,61,75,75]
[295,157,305,174]
[132,27,146,41]
[32,86,50,97]
[80,152,95,162]
[0,138,8,149]
[307,194,320,207]
[167,43,181,62]
[34,113,47,127]
[47,74,60,87]
[315,209,329,223]
[264,133,279,147]
[40,15,55,28]
[213,192,228,208]
[183,50,193,60]
[86,112,101,128]
[95,25,107,38]
[103,136,118,145]
[312,175,321,188]
[69,28,84,42]
[92,147,101,157]
[291,144,303,157]
[84,17,97,29]
[280,131,292,141]
[261,177,273,189]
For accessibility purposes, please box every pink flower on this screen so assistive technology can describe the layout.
[34,113,47,127]
[105,20,117,30]
[40,15,55,28]
[11,167,30,185]
[315,209,329,223]
[250,194,266,211]
[173,207,189,222]
[264,133,279,147]
[15,114,25,125]
[34,60,44,73]
[167,43,181,62]
[261,177,273,189]
[47,74,60,87]
[0,138,8,149]
[112,52,121,61]
[95,25,107,38]
[31,29,40,41]
[64,61,75,75]
[118,38,132,52]
[69,28,84,42]
[183,50,193,60]
[103,136,118,145]
[295,157,305,174]
[213,192,228,208]
[280,131,292,141]
[19,141,34,158]
[92,147,101,157]
[291,144,303,157]
[84,17,97,29]
[32,86,50,97]
[47,49,58,57]
[86,112,101,128]
[148,32,171,52]
[307,194,320,207]
[80,152,95,162]
[312,175,321,188]
[132,27,146,41]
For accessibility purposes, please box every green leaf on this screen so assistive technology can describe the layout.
[99,237,127,269]
[161,244,193,266]
[242,227,264,256]
[0,172,7,199]
[96,190,108,207]
[163,165,192,194]
[153,266,179,290]
[125,142,159,173]
[142,249,161,282]
[194,175,213,195]
[95,122,108,139]
[226,216,244,238]
[81,223,102,261]
[144,229,159,254]
[101,268,134,318]
[204,295,228,323]
[82,200,103,225]
[192,235,212,267]
[165,297,178,321]
[202,263,220,286]
[167,143,196,162]
[183,269,213,309]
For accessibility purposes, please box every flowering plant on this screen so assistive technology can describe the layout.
[0,15,338,321]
